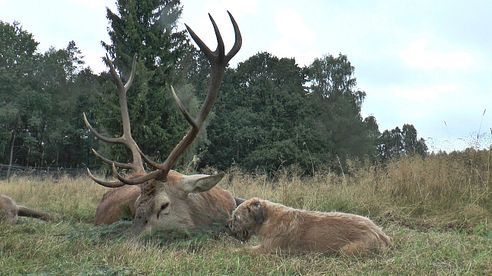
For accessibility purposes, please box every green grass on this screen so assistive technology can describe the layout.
[1,220,490,275]
[1,152,491,274]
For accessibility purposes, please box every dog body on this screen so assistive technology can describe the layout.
[0,194,53,224]
[227,198,391,255]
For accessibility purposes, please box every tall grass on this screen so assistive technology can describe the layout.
[0,150,491,274]
[223,149,491,229]
[0,176,106,223]
[2,150,491,228]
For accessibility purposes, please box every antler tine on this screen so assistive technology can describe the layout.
[91,148,134,170]
[86,168,125,188]
[112,163,163,185]
[185,24,214,59]
[225,11,242,62]
[85,53,147,188]
[208,13,225,57]
[83,113,123,144]
[123,55,137,92]
[185,13,240,64]
[104,54,125,91]
[136,146,166,170]
[170,86,198,128]
[136,12,242,176]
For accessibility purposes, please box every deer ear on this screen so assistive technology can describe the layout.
[179,173,225,193]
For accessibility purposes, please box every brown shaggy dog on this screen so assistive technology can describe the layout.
[226,197,391,255]
[0,194,53,224]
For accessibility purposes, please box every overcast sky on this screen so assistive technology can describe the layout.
[1,0,491,152]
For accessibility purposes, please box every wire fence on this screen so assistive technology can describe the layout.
[0,163,96,180]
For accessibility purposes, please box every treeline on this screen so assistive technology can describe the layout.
[0,0,427,175]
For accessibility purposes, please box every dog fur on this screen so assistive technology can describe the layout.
[226,197,391,255]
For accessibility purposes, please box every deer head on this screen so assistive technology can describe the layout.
[84,11,241,235]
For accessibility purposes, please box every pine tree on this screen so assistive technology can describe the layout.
[96,0,202,167]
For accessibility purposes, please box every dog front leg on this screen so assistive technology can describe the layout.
[232,244,268,255]
[247,245,269,255]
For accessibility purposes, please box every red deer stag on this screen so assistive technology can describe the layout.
[84,11,242,235]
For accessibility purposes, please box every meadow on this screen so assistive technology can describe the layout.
[1,150,491,275]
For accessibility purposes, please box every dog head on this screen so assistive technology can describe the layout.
[225,197,266,242]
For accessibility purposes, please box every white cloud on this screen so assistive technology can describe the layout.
[274,8,315,43]
[212,0,259,16]
[400,38,476,71]
[392,83,460,103]
[182,0,259,27]
[83,49,106,73]
[70,0,113,11]
[268,7,316,65]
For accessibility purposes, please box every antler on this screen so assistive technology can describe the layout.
[114,11,242,185]
[84,54,144,187]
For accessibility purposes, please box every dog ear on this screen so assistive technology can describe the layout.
[250,200,265,224]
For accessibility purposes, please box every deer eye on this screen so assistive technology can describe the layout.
[156,202,170,219]
[160,203,169,211]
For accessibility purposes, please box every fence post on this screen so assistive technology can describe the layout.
[7,131,16,183]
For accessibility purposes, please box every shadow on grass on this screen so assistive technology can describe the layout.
[65,219,226,252]
[65,220,132,244]
[139,221,227,253]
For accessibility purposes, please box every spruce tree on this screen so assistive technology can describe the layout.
[97,0,202,167]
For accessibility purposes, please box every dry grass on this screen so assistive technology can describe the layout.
[0,175,107,223]
[224,150,491,230]
[0,151,491,274]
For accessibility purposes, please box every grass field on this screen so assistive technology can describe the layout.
[1,152,491,275]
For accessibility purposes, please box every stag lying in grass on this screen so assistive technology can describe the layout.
[0,194,53,224]
[84,11,242,235]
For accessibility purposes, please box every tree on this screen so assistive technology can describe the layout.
[402,124,427,156]
[304,54,378,170]
[377,124,427,161]
[0,21,39,166]
[94,0,202,168]
[0,21,95,168]
[16,42,92,167]
[201,52,315,173]
[377,127,404,162]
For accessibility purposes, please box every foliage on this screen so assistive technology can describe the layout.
[0,21,38,164]
[0,21,101,168]
[95,0,204,168]
[0,9,430,173]
[202,52,313,172]
[304,54,379,171]
[198,53,383,174]
[377,124,428,162]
